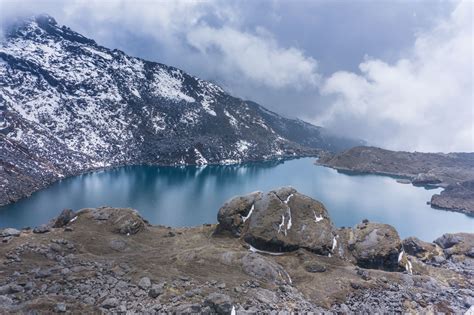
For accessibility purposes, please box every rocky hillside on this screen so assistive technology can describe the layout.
[317,146,474,215]
[0,14,360,207]
[0,188,472,313]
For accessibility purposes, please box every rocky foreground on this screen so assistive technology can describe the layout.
[317,146,474,215]
[1,187,473,313]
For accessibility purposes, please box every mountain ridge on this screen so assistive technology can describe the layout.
[0,14,360,206]
[317,146,474,215]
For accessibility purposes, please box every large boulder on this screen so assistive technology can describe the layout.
[402,237,442,262]
[204,293,233,314]
[217,187,336,255]
[79,207,146,235]
[348,221,402,271]
[434,233,463,249]
[52,209,76,228]
[241,253,291,284]
[215,191,262,236]
[33,225,51,234]
[1,228,21,237]
[434,233,474,258]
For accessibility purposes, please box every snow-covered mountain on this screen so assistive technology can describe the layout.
[0,14,359,206]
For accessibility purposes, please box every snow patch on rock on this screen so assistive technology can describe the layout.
[151,68,195,103]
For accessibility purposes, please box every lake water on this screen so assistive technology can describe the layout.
[0,158,472,241]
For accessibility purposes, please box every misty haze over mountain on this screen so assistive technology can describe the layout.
[0,0,472,152]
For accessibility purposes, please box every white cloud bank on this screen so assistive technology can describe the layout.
[318,0,473,152]
[187,25,320,89]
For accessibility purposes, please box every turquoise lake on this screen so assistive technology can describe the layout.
[0,158,472,241]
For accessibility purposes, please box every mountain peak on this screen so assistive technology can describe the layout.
[34,13,58,26]
[5,14,96,46]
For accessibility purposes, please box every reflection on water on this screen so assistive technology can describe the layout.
[0,158,472,241]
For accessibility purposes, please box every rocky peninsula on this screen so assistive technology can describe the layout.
[1,187,473,313]
[317,146,474,215]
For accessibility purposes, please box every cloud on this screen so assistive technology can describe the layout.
[186,25,320,89]
[318,1,473,152]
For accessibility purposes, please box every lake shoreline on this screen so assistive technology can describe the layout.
[1,158,472,242]
[317,146,474,216]
[0,154,317,208]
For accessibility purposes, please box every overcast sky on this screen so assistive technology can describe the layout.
[0,0,472,152]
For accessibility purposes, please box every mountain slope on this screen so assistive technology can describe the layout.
[0,15,359,206]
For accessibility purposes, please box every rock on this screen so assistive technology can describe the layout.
[230,187,336,254]
[55,303,66,313]
[349,221,402,271]
[204,293,233,314]
[434,233,474,257]
[53,209,76,228]
[402,237,441,261]
[114,212,146,235]
[304,262,326,273]
[9,284,24,293]
[0,284,23,294]
[2,236,13,243]
[0,296,13,309]
[0,284,9,295]
[356,269,371,281]
[215,191,262,236]
[148,283,164,298]
[252,288,278,304]
[35,268,52,278]
[33,225,51,234]
[433,255,446,264]
[350,282,361,289]
[109,239,127,252]
[1,228,21,237]
[466,248,474,258]
[165,231,176,237]
[24,282,34,291]
[434,234,462,249]
[49,243,62,253]
[138,277,151,290]
[175,304,201,313]
[5,253,21,262]
[84,208,146,235]
[412,173,442,186]
[396,179,412,184]
[241,253,290,284]
[101,297,119,309]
